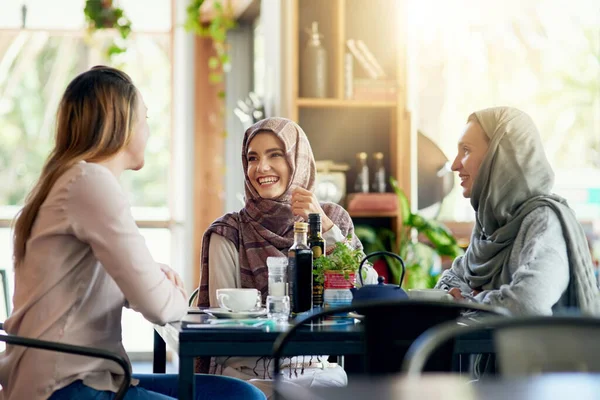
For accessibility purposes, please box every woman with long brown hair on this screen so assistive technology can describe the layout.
[0,66,265,400]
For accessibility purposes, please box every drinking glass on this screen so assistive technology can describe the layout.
[266,295,290,322]
[267,257,288,296]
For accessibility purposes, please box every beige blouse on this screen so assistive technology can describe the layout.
[0,162,187,400]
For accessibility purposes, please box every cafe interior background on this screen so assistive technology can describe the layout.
[0,0,598,368]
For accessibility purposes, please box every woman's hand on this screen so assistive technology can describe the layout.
[448,287,465,300]
[291,187,334,232]
[159,263,187,298]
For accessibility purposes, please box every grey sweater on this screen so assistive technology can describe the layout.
[436,207,570,315]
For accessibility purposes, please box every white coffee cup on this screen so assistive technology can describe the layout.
[216,288,262,312]
[408,288,453,302]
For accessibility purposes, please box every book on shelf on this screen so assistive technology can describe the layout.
[346,39,386,80]
[352,79,397,102]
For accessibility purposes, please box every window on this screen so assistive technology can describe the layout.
[0,0,176,355]
[408,0,600,223]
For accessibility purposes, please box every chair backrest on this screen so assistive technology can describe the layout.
[189,287,199,307]
[402,315,600,377]
[272,299,509,379]
[0,324,131,400]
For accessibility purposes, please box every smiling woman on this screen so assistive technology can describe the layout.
[436,107,600,316]
[194,117,376,397]
[246,132,291,199]
[450,115,490,198]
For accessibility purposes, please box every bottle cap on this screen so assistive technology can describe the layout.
[308,213,321,223]
[374,152,384,159]
[357,152,368,160]
[293,222,308,232]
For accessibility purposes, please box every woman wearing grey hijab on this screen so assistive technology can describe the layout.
[435,107,599,315]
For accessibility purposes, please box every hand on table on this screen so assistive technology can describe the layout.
[448,287,482,301]
[448,288,465,300]
[159,263,187,299]
[290,187,334,232]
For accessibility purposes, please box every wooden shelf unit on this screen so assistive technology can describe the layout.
[296,98,397,108]
[348,211,399,218]
[289,0,411,237]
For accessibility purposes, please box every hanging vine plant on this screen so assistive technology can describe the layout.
[184,0,237,87]
[84,0,132,60]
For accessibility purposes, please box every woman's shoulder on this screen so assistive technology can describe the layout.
[516,205,564,245]
[59,162,117,187]
[54,163,128,216]
[49,162,119,198]
[321,202,350,218]
[206,212,242,239]
[212,211,241,227]
[520,205,561,230]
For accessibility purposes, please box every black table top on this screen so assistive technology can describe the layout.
[156,314,364,357]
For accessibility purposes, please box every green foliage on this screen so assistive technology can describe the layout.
[0,33,171,209]
[355,177,464,288]
[84,0,132,60]
[313,239,364,285]
[184,0,237,86]
[389,176,463,259]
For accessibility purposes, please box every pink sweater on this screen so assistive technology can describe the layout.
[0,162,187,399]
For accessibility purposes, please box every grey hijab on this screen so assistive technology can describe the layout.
[461,107,599,312]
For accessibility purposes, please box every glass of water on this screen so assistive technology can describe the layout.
[266,295,290,323]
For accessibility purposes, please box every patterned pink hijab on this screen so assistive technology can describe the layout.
[197,117,360,306]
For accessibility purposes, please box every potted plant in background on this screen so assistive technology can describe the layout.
[184,0,237,86]
[355,177,464,289]
[84,0,132,61]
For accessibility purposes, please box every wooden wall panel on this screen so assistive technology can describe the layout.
[193,37,225,287]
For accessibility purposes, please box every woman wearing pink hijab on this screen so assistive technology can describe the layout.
[196,117,375,397]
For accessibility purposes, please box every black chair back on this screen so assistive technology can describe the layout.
[402,315,600,377]
[272,299,509,380]
[0,323,131,400]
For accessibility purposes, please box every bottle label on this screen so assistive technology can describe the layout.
[290,249,313,313]
[311,245,323,258]
[288,253,296,311]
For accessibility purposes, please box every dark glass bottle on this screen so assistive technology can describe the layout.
[308,213,326,308]
[288,222,313,314]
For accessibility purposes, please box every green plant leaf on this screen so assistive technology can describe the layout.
[209,72,223,84]
[390,176,411,225]
[208,56,220,70]
[313,240,364,285]
[183,0,235,90]
[84,0,133,61]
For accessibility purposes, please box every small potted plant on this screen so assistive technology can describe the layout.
[313,240,364,289]
[313,240,365,309]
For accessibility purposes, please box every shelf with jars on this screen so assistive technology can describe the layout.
[296,98,397,108]
[288,0,411,239]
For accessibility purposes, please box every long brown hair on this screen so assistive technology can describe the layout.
[12,66,138,265]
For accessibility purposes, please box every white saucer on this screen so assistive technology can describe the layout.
[347,311,364,320]
[204,308,267,319]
